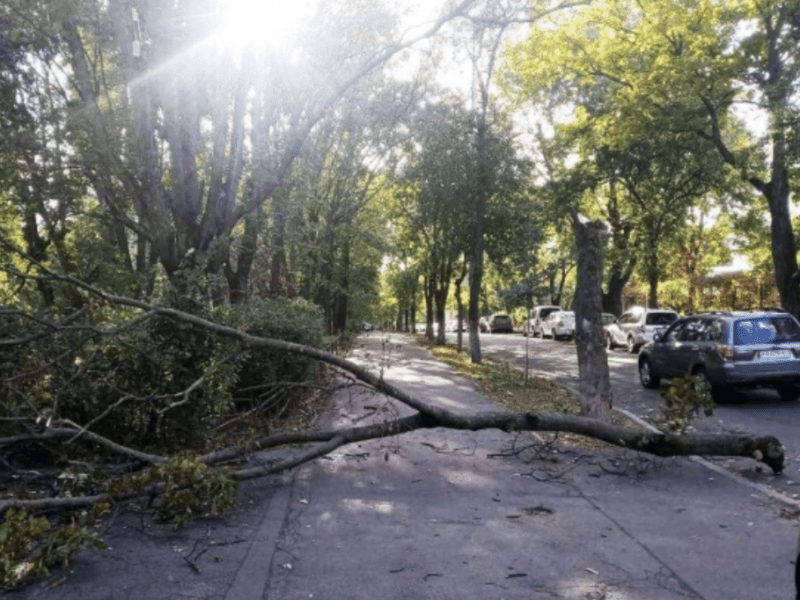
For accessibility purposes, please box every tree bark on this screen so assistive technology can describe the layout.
[571,210,613,422]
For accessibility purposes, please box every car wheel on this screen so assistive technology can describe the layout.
[777,384,800,402]
[639,357,660,389]
[693,367,728,404]
[626,335,637,353]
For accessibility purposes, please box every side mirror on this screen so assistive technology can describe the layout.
[653,332,664,343]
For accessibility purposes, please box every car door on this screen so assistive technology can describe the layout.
[671,318,708,375]
[611,314,630,345]
[648,319,689,378]
[542,312,557,337]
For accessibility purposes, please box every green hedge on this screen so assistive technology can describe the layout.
[223,297,324,409]
[3,298,325,452]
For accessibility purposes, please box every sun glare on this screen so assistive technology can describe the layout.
[214,0,317,57]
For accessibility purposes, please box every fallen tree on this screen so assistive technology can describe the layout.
[0,269,788,587]
[0,270,787,516]
[1,408,785,518]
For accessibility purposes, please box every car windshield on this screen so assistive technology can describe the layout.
[734,316,800,345]
[646,312,677,326]
[602,314,616,325]
[541,308,560,319]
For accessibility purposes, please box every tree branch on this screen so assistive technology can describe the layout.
[0,408,785,516]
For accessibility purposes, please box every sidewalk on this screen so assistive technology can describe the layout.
[11,332,799,599]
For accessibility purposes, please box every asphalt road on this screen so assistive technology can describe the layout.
[445,329,800,494]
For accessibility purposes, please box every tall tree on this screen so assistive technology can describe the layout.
[2,0,478,306]
[571,210,613,421]
[391,102,476,345]
[505,0,800,314]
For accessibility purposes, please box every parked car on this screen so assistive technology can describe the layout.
[488,313,514,334]
[523,305,561,337]
[361,321,374,331]
[637,309,800,402]
[605,307,679,353]
[544,310,575,340]
[566,312,617,343]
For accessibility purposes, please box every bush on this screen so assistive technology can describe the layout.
[4,297,324,454]
[48,305,238,450]
[223,297,324,413]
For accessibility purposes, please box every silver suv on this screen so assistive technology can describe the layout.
[523,305,561,337]
[638,310,800,402]
[606,307,678,353]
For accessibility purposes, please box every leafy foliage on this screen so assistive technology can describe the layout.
[659,375,716,434]
[0,505,108,590]
[1,295,325,451]
[224,297,324,409]
[41,310,236,450]
[105,453,238,529]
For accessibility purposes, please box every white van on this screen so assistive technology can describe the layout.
[523,305,561,337]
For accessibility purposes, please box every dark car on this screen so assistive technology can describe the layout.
[637,310,800,402]
[488,313,514,334]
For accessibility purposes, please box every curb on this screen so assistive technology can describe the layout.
[224,473,294,600]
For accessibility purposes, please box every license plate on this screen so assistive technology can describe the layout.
[759,349,793,360]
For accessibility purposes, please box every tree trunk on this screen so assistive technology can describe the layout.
[333,238,350,334]
[647,266,659,309]
[468,119,488,363]
[225,212,259,305]
[571,210,612,422]
[765,174,799,316]
[424,276,435,342]
[455,261,468,353]
[270,204,286,297]
[434,282,448,346]
[603,266,633,316]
